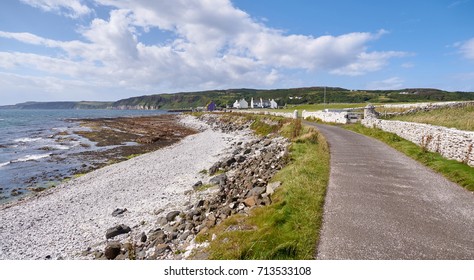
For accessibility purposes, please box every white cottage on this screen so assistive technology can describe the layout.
[233,98,248,109]
[270,99,278,109]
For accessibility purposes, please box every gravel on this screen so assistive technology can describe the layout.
[0,115,254,259]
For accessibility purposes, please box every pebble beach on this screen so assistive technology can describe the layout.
[0,115,255,259]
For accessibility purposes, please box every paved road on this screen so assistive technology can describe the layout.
[305,122,474,259]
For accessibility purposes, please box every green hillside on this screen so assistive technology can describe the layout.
[3,87,474,110]
[111,87,474,109]
[0,101,113,109]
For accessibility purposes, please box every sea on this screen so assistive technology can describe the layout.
[0,109,168,203]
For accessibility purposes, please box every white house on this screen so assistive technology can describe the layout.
[233,98,248,109]
[270,99,278,109]
[249,98,278,109]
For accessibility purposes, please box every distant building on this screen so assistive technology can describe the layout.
[207,101,216,111]
[250,98,278,109]
[233,99,248,109]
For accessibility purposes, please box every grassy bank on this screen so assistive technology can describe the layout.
[344,124,474,191]
[197,116,330,259]
[387,104,474,131]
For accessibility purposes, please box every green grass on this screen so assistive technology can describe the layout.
[126,154,141,160]
[198,121,330,259]
[344,124,474,191]
[387,104,474,131]
[195,184,215,192]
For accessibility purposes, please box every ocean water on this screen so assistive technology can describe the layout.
[0,109,168,202]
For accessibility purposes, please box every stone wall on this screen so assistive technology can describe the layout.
[238,110,296,119]
[302,110,350,124]
[362,106,474,167]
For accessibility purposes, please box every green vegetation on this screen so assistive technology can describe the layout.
[387,104,474,131]
[195,184,215,192]
[344,124,474,191]
[112,87,474,110]
[199,118,330,259]
[126,154,141,160]
[3,87,474,110]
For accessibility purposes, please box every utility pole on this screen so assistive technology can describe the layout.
[323,86,326,110]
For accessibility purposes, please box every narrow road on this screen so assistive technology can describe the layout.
[304,122,474,259]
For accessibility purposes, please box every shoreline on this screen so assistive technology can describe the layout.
[0,113,195,204]
[0,115,256,259]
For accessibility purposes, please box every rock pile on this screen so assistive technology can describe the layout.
[90,114,290,260]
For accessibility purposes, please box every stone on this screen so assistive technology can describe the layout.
[140,232,147,243]
[10,189,22,196]
[148,229,167,244]
[193,181,203,189]
[266,181,281,196]
[209,163,220,175]
[263,139,272,146]
[235,155,246,163]
[209,173,227,186]
[179,230,192,241]
[93,251,104,259]
[166,211,181,222]
[156,216,168,226]
[104,242,122,260]
[154,244,170,256]
[243,196,256,207]
[223,157,236,167]
[248,186,266,197]
[106,224,131,239]
[111,208,127,217]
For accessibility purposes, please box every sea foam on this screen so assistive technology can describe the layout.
[12,154,51,163]
[14,137,42,143]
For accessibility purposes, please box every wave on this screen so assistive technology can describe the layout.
[12,153,51,163]
[0,162,9,168]
[53,145,70,150]
[14,137,42,143]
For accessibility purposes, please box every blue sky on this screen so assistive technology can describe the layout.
[0,0,473,105]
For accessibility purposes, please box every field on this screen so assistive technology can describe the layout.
[388,104,474,131]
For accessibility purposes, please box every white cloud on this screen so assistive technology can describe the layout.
[20,0,92,18]
[458,38,474,60]
[367,77,404,90]
[1,0,406,100]
[330,51,406,76]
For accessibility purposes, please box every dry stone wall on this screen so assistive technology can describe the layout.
[302,110,350,124]
[362,106,474,167]
[237,110,296,119]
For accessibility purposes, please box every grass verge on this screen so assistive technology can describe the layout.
[197,117,330,259]
[344,123,474,191]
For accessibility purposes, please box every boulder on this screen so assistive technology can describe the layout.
[104,242,122,260]
[192,181,203,189]
[209,174,227,186]
[248,186,266,197]
[266,181,281,196]
[148,229,167,244]
[222,157,236,167]
[243,196,256,207]
[166,211,181,222]
[105,224,131,239]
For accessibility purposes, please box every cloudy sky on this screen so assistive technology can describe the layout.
[0,0,473,105]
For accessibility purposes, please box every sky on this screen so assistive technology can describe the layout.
[0,0,474,105]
